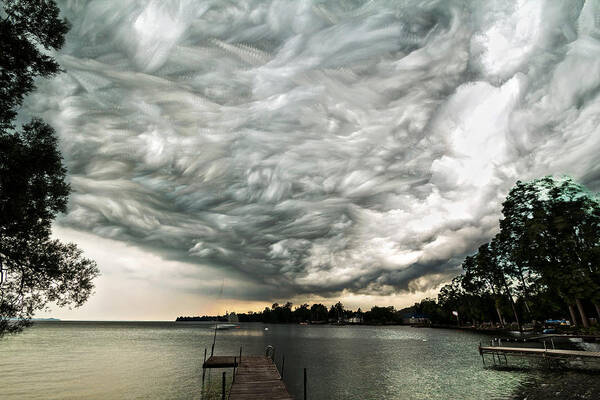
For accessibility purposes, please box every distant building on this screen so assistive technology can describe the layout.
[402,314,430,326]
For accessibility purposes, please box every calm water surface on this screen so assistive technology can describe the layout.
[1,322,531,399]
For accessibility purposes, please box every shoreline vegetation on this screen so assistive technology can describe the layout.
[179,176,600,337]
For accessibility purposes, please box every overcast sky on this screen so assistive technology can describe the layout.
[29,0,600,320]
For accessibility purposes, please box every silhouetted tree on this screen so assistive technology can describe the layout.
[509,177,600,327]
[293,303,310,322]
[0,0,69,129]
[310,303,328,322]
[0,0,99,337]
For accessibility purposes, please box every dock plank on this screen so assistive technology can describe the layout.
[203,356,238,368]
[229,356,293,400]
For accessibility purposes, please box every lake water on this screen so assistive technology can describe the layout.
[0,321,541,399]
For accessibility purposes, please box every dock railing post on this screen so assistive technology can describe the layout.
[222,371,226,400]
[551,339,555,349]
[202,348,207,386]
[281,354,285,380]
[303,367,307,400]
[479,342,485,365]
[233,357,237,383]
[239,346,242,364]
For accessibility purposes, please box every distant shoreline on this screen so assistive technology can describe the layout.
[174,319,518,333]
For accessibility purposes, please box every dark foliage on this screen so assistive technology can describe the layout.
[0,0,98,338]
[0,0,69,130]
[432,176,600,330]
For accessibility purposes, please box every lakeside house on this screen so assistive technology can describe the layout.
[402,314,431,326]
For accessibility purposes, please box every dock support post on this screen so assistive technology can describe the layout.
[304,368,307,400]
[479,343,485,365]
[551,339,555,349]
[202,348,207,386]
[233,357,237,383]
[239,346,242,364]
[281,354,285,380]
[222,371,226,400]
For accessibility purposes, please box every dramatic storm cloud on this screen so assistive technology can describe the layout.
[25,0,600,301]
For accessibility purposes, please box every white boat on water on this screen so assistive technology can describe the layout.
[215,323,238,330]
[215,312,240,330]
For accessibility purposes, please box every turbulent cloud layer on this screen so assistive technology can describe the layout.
[25,0,600,299]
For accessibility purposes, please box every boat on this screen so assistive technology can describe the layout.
[215,311,240,330]
[215,323,238,330]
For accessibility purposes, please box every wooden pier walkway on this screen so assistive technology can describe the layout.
[202,353,293,399]
[229,356,293,400]
[479,344,600,366]
[525,334,600,342]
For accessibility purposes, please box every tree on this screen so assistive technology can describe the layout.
[502,177,600,327]
[364,306,396,324]
[310,303,328,322]
[334,301,344,321]
[293,303,310,322]
[0,0,69,130]
[328,305,337,321]
[0,0,99,337]
[0,120,69,240]
[0,239,97,334]
[488,238,522,332]
[463,250,507,327]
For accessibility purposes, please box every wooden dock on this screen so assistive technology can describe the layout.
[480,345,600,359]
[229,356,293,400]
[202,351,294,400]
[525,334,600,343]
[479,344,600,366]
[203,356,238,369]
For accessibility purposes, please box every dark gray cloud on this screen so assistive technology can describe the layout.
[24,0,600,300]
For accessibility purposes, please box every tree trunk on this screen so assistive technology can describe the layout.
[495,303,504,327]
[488,284,505,327]
[516,266,533,317]
[503,281,522,332]
[595,302,600,321]
[568,304,578,327]
[575,298,590,328]
[523,297,532,316]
